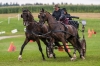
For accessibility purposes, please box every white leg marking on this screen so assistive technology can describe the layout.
[73,54,77,59]
[18,55,22,60]
[70,58,75,61]
[49,54,53,58]
[81,56,85,60]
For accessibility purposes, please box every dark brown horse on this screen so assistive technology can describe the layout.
[38,9,85,61]
[18,9,50,60]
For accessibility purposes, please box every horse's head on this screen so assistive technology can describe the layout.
[21,9,34,26]
[38,8,48,24]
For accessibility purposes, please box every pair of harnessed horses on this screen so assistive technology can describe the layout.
[18,9,85,61]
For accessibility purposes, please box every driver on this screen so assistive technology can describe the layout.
[52,4,64,21]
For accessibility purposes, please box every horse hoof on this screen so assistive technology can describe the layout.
[49,54,53,58]
[70,58,75,61]
[43,59,46,61]
[18,55,22,60]
[73,54,77,59]
[82,56,85,60]
[18,57,22,60]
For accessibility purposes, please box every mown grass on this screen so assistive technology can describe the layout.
[0,13,39,35]
[0,35,100,66]
[0,13,100,66]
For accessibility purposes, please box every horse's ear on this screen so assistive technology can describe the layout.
[22,8,24,12]
[41,8,44,12]
[21,14,23,18]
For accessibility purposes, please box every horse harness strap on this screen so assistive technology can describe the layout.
[26,29,36,35]
[49,22,68,34]
[28,20,37,24]
[48,22,74,36]
[60,22,68,33]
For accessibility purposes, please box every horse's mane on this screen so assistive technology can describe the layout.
[45,11,51,14]
[28,10,34,20]
[45,11,57,22]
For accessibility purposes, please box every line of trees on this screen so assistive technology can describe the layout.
[0,2,68,6]
[0,5,100,14]
[0,2,19,6]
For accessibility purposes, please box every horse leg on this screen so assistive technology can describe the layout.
[18,38,29,60]
[68,39,77,59]
[73,49,77,59]
[61,38,74,61]
[74,38,85,59]
[49,38,56,58]
[41,38,56,58]
[40,38,50,58]
[76,39,85,59]
[77,48,85,59]
[36,39,45,60]
[41,38,49,47]
[54,41,61,47]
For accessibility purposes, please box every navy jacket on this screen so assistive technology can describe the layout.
[52,9,64,21]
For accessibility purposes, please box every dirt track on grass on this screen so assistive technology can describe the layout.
[0,35,23,40]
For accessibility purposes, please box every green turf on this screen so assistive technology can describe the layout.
[0,35,100,66]
[0,14,100,66]
[0,16,38,35]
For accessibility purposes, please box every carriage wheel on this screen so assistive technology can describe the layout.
[46,47,50,58]
[81,39,86,57]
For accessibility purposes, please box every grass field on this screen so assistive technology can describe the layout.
[0,13,100,66]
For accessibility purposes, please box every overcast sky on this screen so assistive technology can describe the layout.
[1,0,100,5]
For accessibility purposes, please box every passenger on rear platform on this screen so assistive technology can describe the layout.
[59,8,71,25]
[61,8,79,29]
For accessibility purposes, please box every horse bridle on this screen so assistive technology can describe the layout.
[22,11,34,26]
